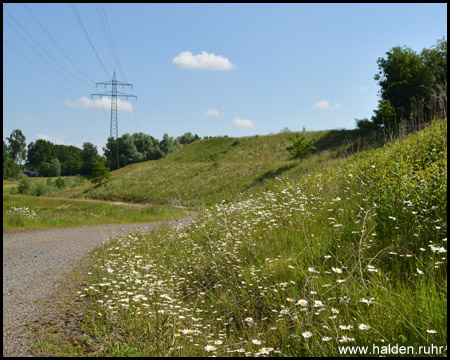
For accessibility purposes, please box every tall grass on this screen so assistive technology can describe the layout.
[42,120,446,356]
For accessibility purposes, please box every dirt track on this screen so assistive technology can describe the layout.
[3,218,194,357]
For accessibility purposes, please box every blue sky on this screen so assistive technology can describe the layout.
[3,3,447,154]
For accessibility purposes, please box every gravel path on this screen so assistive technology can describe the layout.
[3,218,194,357]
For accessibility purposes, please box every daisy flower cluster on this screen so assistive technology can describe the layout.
[80,173,390,356]
[7,205,39,219]
[78,121,446,356]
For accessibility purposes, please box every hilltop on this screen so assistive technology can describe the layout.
[81,126,382,208]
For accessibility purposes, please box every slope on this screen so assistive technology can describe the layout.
[81,129,363,208]
[48,119,447,357]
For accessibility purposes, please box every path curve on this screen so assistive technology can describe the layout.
[3,217,194,357]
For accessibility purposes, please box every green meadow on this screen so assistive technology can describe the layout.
[3,194,188,232]
[82,128,377,207]
[30,120,447,356]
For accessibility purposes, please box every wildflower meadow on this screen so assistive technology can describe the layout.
[70,120,446,356]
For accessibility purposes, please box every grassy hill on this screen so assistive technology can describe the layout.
[81,129,371,208]
[37,120,447,357]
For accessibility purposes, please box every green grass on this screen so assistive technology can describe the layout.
[34,120,446,356]
[82,131,346,208]
[3,194,188,232]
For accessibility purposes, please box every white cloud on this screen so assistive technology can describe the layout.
[360,85,367,91]
[37,134,66,145]
[65,96,133,112]
[314,99,342,110]
[232,117,254,128]
[204,109,224,117]
[172,51,235,71]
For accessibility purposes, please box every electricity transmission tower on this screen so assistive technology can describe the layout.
[92,70,136,169]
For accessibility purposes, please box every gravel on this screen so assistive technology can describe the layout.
[3,218,194,357]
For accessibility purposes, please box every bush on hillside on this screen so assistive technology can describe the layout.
[55,176,67,189]
[90,161,111,184]
[17,176,31,194]
[286,133,316,159]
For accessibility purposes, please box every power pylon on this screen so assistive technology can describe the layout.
[92,70,137,169]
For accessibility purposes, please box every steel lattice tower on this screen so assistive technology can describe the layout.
[92,70,136,169]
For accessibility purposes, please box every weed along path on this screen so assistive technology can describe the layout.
[2,217,195,357]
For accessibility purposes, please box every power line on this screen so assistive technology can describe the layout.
[3,39,83,97]
[101,4,127,82]
[4,5,93,91]
[3,13,89,96]
[70,3,110,79]
[92,70,137,169]
[95,3,127,82]
[22,3,95,87]
[93,105,110,135]
[5,36,109,137]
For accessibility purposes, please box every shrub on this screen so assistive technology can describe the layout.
[55,176,67,189]
[286,134,316,159]
[17,176,31,194]
[90,161,111,184]
[31,181,50,196]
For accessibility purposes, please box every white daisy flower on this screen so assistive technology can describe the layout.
[339,325,353,330]
[205,345,216,352]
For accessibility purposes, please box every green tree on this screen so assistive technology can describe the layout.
[55,145,83,176]
[420,37,447,120]
[48,158,61,177]
[26,139,56,175]
[39,161,51,177]
[373,38,447,130]
[118,134,139,166]
[177,132,200,145]
[355,117,379,132]
[3,141,20,179]
[7,129,27,165]
[159,133,181,156]
[103,137,118,170]
[371,99,396,130]
[81,142,101,175]
[104,135,139,170]
[132,132,164,160]
[286,134,316,159]
[90,160,111,184]
[374,45,425,126]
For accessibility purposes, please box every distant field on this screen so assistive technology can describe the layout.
[3,194,188,232]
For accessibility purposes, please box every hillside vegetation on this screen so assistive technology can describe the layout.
[82,128,378,208]
[40,120,447,357]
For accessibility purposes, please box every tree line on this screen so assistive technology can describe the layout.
[3,131,200,179]
[357,37,446,134]
[104,132,199,170]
